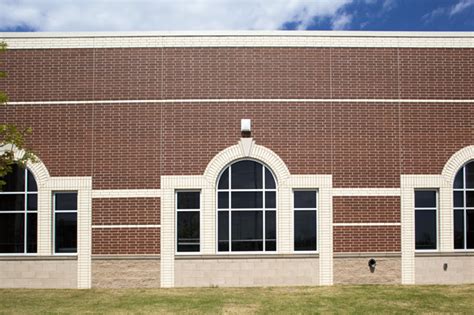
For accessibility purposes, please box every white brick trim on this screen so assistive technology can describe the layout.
[441,146,474,183]
[1,31,473,49]
[92,224,160,229]
[91,189,161,198]
[332,188,400,196]
[333,223,401,226]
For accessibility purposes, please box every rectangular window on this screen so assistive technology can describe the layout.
[176,191,200,253]
[415,190,437,251]
[54,192,78,254]
[294,190,317,252]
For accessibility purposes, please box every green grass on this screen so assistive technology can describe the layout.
[0,285,473,314]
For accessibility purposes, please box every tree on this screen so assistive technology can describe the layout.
[0,41,36,188]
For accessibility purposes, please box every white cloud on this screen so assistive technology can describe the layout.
[0,0,354,31]
[450,0,474,16]
[331,13,352,30]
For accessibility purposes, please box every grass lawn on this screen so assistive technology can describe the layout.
[0,285,473,314]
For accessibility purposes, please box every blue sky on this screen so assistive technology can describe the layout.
[0,0,473,32]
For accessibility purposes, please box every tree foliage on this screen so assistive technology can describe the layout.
[0,41,36,188]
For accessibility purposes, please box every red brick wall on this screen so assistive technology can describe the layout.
[92,228,160,255]
[333,226,401,252]
[92,198,160,225]
[333,197,400,223]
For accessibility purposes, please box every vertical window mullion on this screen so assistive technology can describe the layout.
[262,166,266,252]
[229,166,232,252]
[23,168,28,254]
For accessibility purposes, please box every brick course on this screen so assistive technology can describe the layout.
[333,196,400,223]
[333,226,401,252]
[92,228,160,255]
[92,198,160,225]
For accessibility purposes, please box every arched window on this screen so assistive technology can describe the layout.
[217,160,276,252]
[0,165,38,254]
[453,160,474,250]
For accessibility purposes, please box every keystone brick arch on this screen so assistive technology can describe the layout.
[203,138,291,187]
[2,146,51,186]
[442,145,474,184]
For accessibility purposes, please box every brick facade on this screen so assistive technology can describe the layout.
[92,198,160,225]
[92,228,160,255]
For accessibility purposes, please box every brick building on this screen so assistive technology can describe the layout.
[0,31,473,288]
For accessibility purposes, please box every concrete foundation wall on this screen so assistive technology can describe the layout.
[175,257,319,287]
[92,258,160,288]
[333,257,401,284]
[0,259,77,288]
[415,256,474,284]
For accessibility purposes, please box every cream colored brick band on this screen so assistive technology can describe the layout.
[1,31,473,49]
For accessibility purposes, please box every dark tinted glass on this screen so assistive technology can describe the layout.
[466,162,474,188]
[467,210,474,249]
[55,193,78,210]
[454,191,464,208]
[415,191,437,208]
[231,161,262,189]
[265,192,276,208]
[55,213,77,253]
[218,211,229,251]
[265,168,276,189]
[27,194,37,211]
[466,191,474,208]
[265,211,276,251]
[294,191,317,209]
[27,171,37,192]
[454,168,464,188]
[294,210,317,251]
[231,211,263,251]
[0,195,25,211]
[218,169,229,189]
[177,212,199,252]
[231,192,263,209]
[0,165,25,192]
[27,213,37,253]
[0,213,24,253]
[218,192,229,209]
[177,192,200,209]
[454,210,464,249]
[415,210,437,250]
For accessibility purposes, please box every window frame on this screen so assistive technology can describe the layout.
[53,191,78,256]
[293,189,319,254]
[175,190,201,255]
[0,167,38,256]
[453,161,474,252]
[414,189,439,252]
[216,159,278,254]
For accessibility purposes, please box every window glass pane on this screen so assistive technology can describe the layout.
[0,214,24,253]
[177,192,200,210]
[231,211,263,251]
[415,191,436,208]
[265,168,276,189]
[294,210,317,251]
[265,192,276,209]
[415,210,437,250]
[466,162,474,188]
[294,191,317,209]
[27,194,37,211]
[454,191,464,208]
[218,169,229,189]
[466,191,474,208]
[231,161,262,189]
[467,210,474,249]
[231,192,263,209]
[27,213,37,253]
[0,195,25,211]
[27,171,37,192]
[177,212,200,252]
[0,165,25,192]
[454,168,464,188]
[55,213,77,253]
[218,192,229,209]
[265,211,276,251]
[454,210,464,249]
[218,211,229,252]
[55,193,78,211]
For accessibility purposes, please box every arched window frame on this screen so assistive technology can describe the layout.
[453,160,474,251]
[216,159,278,253]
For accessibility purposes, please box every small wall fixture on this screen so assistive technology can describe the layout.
[241,119,251,132]
[368,258,377,272]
